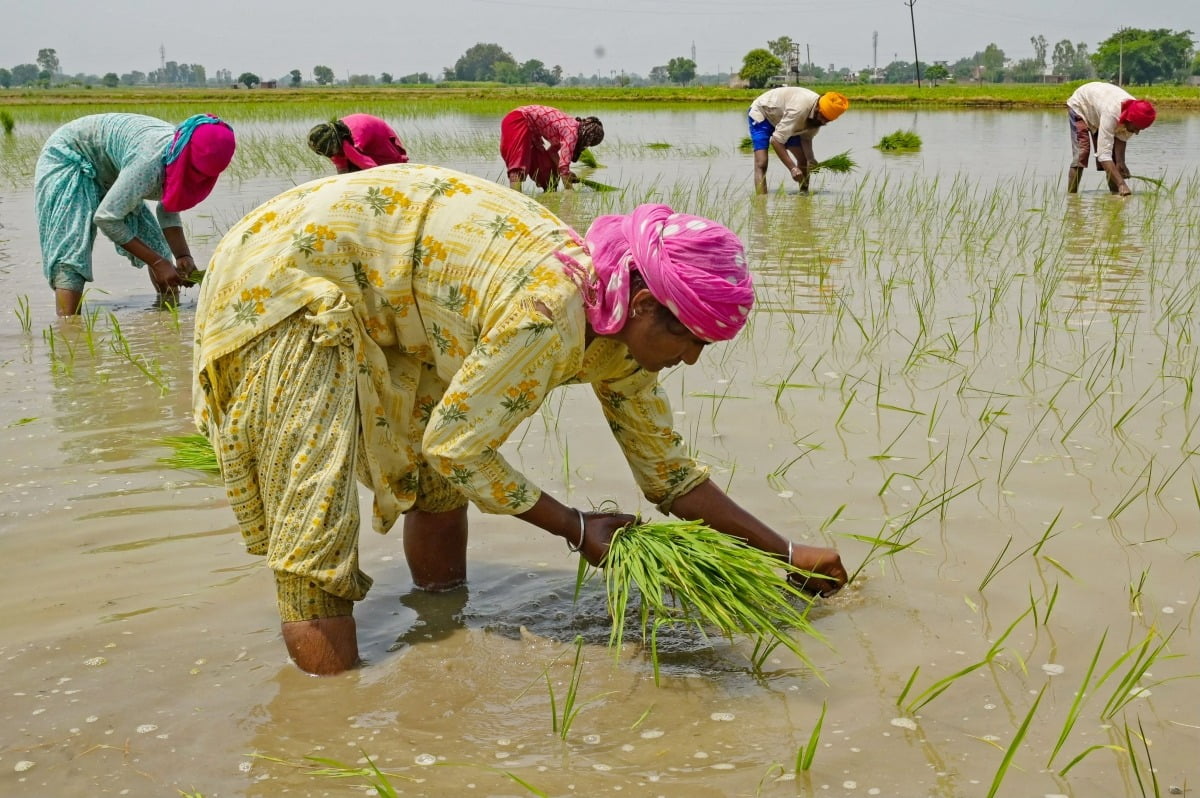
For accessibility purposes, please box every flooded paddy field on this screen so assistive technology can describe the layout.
[2,105,1200,797]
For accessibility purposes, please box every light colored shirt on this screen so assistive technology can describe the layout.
[1066,82,1136,163]
[749,87,822,145]
[518,105,580,177]
[193,164,707,532]
[45,113,181,244]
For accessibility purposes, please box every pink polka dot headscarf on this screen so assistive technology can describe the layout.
[565,204,753,342]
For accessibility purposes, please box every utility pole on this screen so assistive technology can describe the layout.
[904,0,921,88]
[806,43,812,75]
[1117,27,1125,84]
[873,30,878,81]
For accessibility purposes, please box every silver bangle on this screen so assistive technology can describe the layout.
[567,509,586,553]
[787,540,794,566]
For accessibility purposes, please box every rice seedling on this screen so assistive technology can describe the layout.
[645,142,672,150]
[577,148,600,168]
[0,110,13,135]
[875,129,922,152]
[794,700,827,772]
[578,177,620,192]
[585,519,824,678]
[543,635,610,740]
[977,509,1062,592]
[1123,717,1161,798]
[1127,174,1166,190]
[1047,630,1108,768]
[105,312,170,394]
[985,684,1045,798]
[897,606,1032,714]
[252,751,415,794]
[13,295,31,333]
[156,433,220,474]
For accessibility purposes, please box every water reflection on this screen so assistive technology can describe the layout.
[1059,196,1144,316]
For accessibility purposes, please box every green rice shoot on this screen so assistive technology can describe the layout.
[876,129,922,152]
[597,520,825,673]
[157,433,220,474]
[578,148,600,168]
[0,111,14,135]
[645,142,672,150]
[578,177,620,192]
[1126,174,1166,189]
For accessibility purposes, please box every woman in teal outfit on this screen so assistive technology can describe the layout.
[34,113,236,315]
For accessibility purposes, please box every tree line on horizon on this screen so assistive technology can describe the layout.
[1,30,1195,92]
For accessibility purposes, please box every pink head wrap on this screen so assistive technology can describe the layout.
[161,116,236,212]
[1119,99,1156,130]
[574,204,753,342]
[337,113,408,171]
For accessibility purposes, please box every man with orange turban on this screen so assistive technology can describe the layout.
[1066,81,1156,196]
[748,87,849,194]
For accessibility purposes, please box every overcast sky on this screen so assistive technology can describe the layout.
[2,0,1195,80]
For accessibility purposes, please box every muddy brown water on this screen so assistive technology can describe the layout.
[2,108,1200,797]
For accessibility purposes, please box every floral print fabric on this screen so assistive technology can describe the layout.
[193,164,707,548]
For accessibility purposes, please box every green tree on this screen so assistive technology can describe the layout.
[36,48,60,75]
[238,72,260,88]
[976,44,1006,82]
[380,72,393,84]
[313,65,334,85]
[1009,57,1045,82]
[925,63,949,85]
[1092,28,1195,84]
[452,42,515,81]
[10,64,39,86]
[289,69,302,87]
[767,36,795,61]
[740,48,783,89]
[1051,40,1093,79]
[0,68,11,88]
[648,65,669,84]
[520,59,554,85]
[1192,51,1200,75]
[493,61,521,84]
[120,70,146,86]
[666,57,697,84]
[1030,35,1048,70]
[102,72,119,88]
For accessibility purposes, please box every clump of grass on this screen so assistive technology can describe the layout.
[157,434,220,474]
[578,148,600,168]
[596,520,824,675]
[876,129,922,152]
[0,110,14,135]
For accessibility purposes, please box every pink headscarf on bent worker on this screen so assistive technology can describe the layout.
[161,114,236,212]
[1119,99,1156,130]
[568,204,753,342]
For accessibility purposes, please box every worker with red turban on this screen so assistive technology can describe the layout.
[1066,82,1157,196]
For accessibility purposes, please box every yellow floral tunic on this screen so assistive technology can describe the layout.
[193,164,707,547]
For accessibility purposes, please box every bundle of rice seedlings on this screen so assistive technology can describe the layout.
[1127,174,1166,189]
[578,148,601,168]
[0,110,14,135]
[599,520,825,673]
[184,269,206,284]
[157,433,220,474]
[876,129,922,152]
[578,177,620,192]
[810,150,857,174]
